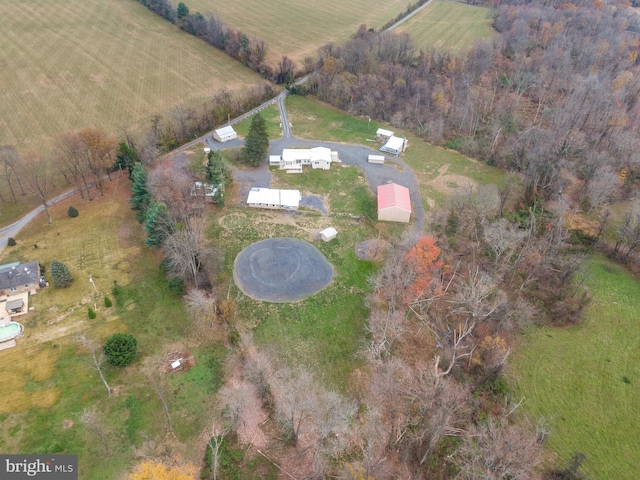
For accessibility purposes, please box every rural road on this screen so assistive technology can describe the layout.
[0,188,77,256]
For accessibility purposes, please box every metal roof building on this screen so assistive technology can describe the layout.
[377,183,412,223]
[213,125,238,142]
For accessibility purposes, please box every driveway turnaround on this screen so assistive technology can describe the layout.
[233,238,333,302]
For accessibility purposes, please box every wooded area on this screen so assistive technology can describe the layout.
[309,1,640,207]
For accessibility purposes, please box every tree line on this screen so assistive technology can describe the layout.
[307,0,640,210]
[135,0,297,83]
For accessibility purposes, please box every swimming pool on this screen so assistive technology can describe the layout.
[0,322,23,343]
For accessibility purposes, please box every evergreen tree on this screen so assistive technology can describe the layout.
[206,150,232,204]
[130,163,150,222]
[176,1,189,18]
[50,260,74,288]
[115,141,140,177]
[241,113,269,166]
[67,206,79,218]
[103,333,137,367]
[143,201,171,246]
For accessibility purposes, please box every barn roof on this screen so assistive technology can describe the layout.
[377,183,411,212]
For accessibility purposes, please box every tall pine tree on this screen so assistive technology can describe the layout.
[241,114,269,167]
[130,163,150,222]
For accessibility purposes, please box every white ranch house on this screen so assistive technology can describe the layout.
[247,188,301,210]
[271,147,338,172]
[213,125,238,142]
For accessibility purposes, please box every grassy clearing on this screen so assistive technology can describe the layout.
[395,0,495,55]
[510,255,640,480]
[181,0,408,64]
[232,104,283,140]
[211,204,381,390]
[0,0,264,148]
[285,95,505,209]
[0,181,227,478]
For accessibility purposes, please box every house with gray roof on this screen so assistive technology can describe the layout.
[0,261,40,296]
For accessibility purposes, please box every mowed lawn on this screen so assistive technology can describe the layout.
[395,0,494,55]
[181,0,409,64]
[511,256,640,480]
[0,181,223,478]
[285,95,505,210]
[0,0,264,148]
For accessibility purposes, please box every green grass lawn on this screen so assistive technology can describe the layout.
[0,183,226,478]
[181,0,409,64]
[0,0,264,148]
[395,0,495,55]
[510,255,640,479]
[210,203,380,390]
[232,104,283,140]
[285,94,505,210]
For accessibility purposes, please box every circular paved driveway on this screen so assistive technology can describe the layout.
[234,238,333,302]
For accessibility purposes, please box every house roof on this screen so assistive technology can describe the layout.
[376,128,394,137]
[282,147,332,163]
[247,188,301,208]
[214,125,236,137]
[377,183,411,212]
[380,136,405,154]
[0,261,39,291]
[280,189,301,208]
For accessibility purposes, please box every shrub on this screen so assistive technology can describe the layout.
[7,237,16,247]
[103,333,137,367]
[67,206,79,218]
[104,296,113,308]
[50,260,73,288]
[168,277,186,296]
[112,282,121,296]
[159,257,173,272]
[88,307,96,319]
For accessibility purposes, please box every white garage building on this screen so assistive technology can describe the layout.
[247,188,301,210]
[213,125,238,142]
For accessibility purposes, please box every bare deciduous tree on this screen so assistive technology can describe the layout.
[0,145,22,202]
[584,164,619,213]
[75,333,112,396]
[80,408,111,454]
[21,151,55,223]
[454,419,542,480]
[162,216,210,288]
[142,358,172,433]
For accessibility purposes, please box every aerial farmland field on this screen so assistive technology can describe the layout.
[0,0,264,148]
[180,0,409,64]
[395,0,494,55]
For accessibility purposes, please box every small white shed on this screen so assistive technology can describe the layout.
[213,125,238,142]
[368,154,385,164]
[380,136,407,156]
[376,128,394,141]
[320,227,337,242]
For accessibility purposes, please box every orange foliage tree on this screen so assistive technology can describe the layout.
[403,236,444,304]
[128,460,198,480]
